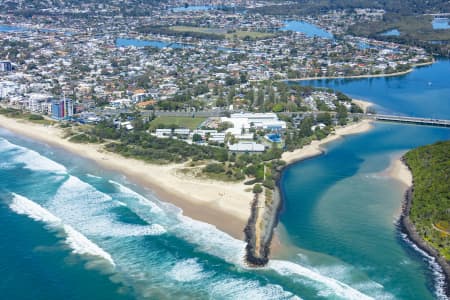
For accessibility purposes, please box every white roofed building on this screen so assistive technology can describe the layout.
[229,142,265,153]
[221,113,286,141]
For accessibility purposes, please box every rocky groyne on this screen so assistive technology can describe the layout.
[244,186,283,267]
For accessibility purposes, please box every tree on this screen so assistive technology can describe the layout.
[272,103,285,112]
[268,86,275,104]
[336,104,348,125]
[246,89,255,105]
[216,94,226,107]
[316,112,332,126]
[253,184,263,194]
[240,72,248,83]
[256,88,264,107]
[299,116,314,137]
[192,133,202,142]
[204,163,225,173]
[350,103,364,113]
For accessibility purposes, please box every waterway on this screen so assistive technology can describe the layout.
[115,38,238,52]
[432,18,450,30]
[115,38,191,49]
[380,29,400,36]
[293,59,450,119]
[282,59,450,299]
[171,5,215,12]
[0,58,449,299]
[281,21,333,39]
[0,25,26,32]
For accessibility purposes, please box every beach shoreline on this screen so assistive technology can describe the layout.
[0,115,252,240]
[0,114,373,254]
[386,155,413,188]
[352,99,373,113]
[252,119,374,260]
[281,119,374,165]
[244,119,374,265]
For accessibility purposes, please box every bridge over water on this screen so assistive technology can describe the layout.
[372,114,450,127]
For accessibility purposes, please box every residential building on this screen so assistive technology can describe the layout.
[0,61,12,72]
[51,98,73,120]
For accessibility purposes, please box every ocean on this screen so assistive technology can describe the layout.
[0,60,449,299]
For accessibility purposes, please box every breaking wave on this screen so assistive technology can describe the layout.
[9,193,115,266]
[47,176,166,238]
[269,260,374,300]
[0,137,66,173]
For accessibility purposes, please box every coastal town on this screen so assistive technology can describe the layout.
[0,0,434,151]
[0,0,432,116]
[0,1,449,299]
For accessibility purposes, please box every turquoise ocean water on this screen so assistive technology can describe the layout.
[0,61,449,299]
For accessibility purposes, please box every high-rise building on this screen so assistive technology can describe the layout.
[51,98,73,120]
[0,61,12,72]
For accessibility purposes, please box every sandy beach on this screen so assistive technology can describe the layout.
[282,119,373,164]
[0,115,374,241]
[386,156,413,188]
[0,115,252,239]
[353,99,373,113]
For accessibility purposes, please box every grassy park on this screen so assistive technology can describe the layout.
[149,116,206,130]
[170,26,275,40]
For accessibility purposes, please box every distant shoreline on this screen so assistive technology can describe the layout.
[284,60,435,82]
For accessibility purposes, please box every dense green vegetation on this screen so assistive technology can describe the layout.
[170,26,275,40]
[252,0,450,16]
[137,25,225,41]
[78,119,281,184]
[137,25,276,42]
[68,133,101,143]
[404,140,450,260]
[0,107,55,125]
[348,14,450,56]
[252,1,450,56]
[105,131,228,164]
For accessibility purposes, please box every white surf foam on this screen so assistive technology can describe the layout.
[10,192,61,223]
[210,277,302,300]
[139,194,376,299]
[48,176,166,238]
[172,213,246,265]
[63,224,115,265]
[109,180,163,214]
[0,138,66,173]
[0,137,18,152]
[109,224,167,237]
[311,263,392,299]
[171,209,372,300]
[115,200,127,207]
[9,193,115,266]
[167,259,210,282]
[400,232,448,300]
[86,173,102,179]
[269,260,374,300]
